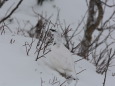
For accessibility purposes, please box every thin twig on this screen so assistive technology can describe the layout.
[76,69,86,75]
[101,1,115,7]
[74,58,84,63]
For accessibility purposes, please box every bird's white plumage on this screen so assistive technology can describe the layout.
[43,30,77,80]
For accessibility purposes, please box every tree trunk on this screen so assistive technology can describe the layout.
[78,0,103,59]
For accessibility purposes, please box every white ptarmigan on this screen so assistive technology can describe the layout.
[44,29,77,80]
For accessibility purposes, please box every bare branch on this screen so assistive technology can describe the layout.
[0,0,23,24]
[102,10,115,28]
[76,69,86,75]
[101,1,115,7]
[23,38,35,56]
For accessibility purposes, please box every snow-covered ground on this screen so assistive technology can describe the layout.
[0,0,115,86]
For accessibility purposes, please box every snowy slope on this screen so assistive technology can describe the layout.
[0,35,114,86]
[0,35,39,86]
[0,35,101,86]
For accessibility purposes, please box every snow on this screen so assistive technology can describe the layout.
[0,35,115,86]
[0,35,39,86]
[0,0,115,86]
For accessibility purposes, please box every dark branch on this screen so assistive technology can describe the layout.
[0,0,23,24]
[101,1,115,7]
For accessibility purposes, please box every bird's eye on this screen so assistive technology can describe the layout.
[50,29,56,32]
[73,78,76,80]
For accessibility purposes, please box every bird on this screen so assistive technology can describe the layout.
[43,29,77,81]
